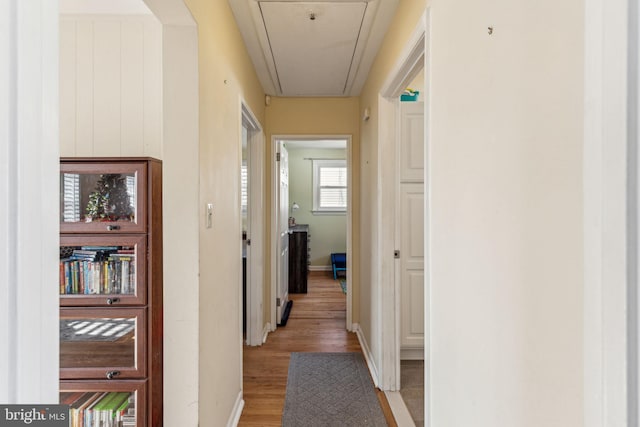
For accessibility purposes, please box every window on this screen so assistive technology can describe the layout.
[241,161,248,214]
[312,159,347,213]
[62,173,80,222]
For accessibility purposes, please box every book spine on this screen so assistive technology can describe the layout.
[59,262,65,294]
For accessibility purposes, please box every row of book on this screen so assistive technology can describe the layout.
[61,391,136,427]
[60,247,136,295]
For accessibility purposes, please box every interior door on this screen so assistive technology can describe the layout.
[276,142,289,324]
[398,101,425,354]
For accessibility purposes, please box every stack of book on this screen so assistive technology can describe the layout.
[61,391,136,427]
[59,246,135,295]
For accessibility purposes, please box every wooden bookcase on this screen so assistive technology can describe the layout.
[59,158,163,427]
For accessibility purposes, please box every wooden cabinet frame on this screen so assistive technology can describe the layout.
[60,158,163,427]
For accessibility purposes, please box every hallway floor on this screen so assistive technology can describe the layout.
[400,360,424,426]
[239,271,397,426]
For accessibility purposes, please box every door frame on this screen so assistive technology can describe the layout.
[377,10,428,394]
[270,135,354,331]
[273,139,290,326]
[583,0,639,423]
[241,101,265,346]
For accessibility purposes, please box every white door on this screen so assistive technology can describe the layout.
[399,184,424,350]
[398,102,425,356]
[276,142,289,324]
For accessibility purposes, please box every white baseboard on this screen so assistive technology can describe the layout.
[263,322,271,343]
[354,323,379,387]
[400,347,424,360]
[308,265,332,271]
[226,390,244,427]
[384,390,416,427]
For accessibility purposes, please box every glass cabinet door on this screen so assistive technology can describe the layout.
[60,235,147,306]
[60,380,146,427]
[60,308,146,380]
[60,162,147,234]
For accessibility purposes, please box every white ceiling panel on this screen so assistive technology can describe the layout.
[260,2,366,96]
[229,0,399,97]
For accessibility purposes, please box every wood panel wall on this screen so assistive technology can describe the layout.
[59,15,162,158]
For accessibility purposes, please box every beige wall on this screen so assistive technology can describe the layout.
[287,146,347,267]
[59,15,162,158]
[265,97,360,324]
[360,0,584,425]
[182,0,266,424]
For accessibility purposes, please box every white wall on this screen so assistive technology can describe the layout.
[428,0,584,425]
[59,14,162,158]
[159,24,199,427]
[0,0,59,403]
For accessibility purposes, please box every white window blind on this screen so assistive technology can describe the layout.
[241,162,248,214]
[312,159,347,213]
[62,173,80,222]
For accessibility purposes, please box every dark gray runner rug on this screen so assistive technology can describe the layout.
[282,352,387,427]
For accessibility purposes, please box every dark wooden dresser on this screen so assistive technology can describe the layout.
[288,224,309,293]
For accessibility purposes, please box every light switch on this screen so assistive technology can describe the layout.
[206,203,213,228]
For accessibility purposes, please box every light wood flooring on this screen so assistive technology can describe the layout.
[239,271,397,426]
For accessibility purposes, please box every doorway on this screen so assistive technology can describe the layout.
[270,136,354,331]
[241,102,265,347]
[377,10,428,426]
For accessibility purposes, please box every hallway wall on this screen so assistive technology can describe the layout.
[182,0,266,424]
[361,0,584,426]
[428,0,584,424]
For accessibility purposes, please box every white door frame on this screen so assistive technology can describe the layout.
[241,101,265,346]
[270,135,354,331]
[377,10,428,394]
[0,0,60,403]
[583,0,639,424]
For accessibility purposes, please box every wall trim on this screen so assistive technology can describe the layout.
[400,348,424,361]
[262,322,271,343]
[583,0,633,424]
[384,391,416,427]
[241,99,265,347]
[309,265,332,272]
[354,323,379,387]
[226,391,244,427]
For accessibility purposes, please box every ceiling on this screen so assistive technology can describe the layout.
[59,0,152,14]
[229,0,399,97]
[60,0,398,97]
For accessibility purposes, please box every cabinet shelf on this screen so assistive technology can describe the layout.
[60,380,147,427]
[60,234,147,306]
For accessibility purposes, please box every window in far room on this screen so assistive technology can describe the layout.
[312,159,347,213]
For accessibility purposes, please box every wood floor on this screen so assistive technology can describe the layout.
[239,271,397,426]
